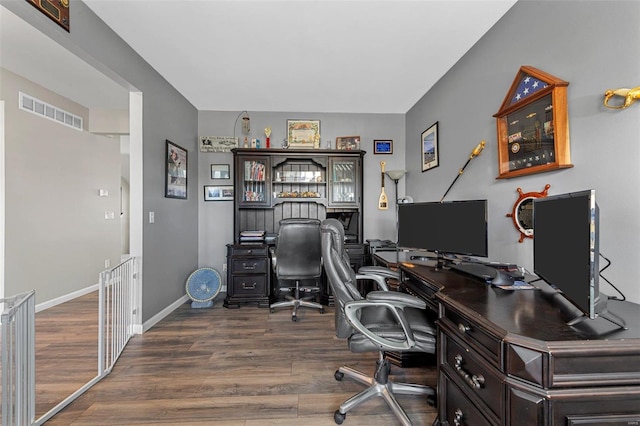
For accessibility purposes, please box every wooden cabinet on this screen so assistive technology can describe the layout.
[223,244,271,308]
[232,148,365,243]
[391,259,640,426]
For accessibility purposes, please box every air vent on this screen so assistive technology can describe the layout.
[19,92,83,131]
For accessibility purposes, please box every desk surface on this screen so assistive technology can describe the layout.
[374,250,640,344]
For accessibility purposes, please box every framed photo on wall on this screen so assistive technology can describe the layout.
[374,139,393,154]
[336,136,360,150]
[204,185,234,201]
[421,122,439,172]
[165,140,187,199]
[210,164,230,179]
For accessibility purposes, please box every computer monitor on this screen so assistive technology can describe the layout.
[533,189,611,324]
[397,200,488,259]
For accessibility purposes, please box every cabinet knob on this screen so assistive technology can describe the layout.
[453,408,464,426]
[458,323,471,334]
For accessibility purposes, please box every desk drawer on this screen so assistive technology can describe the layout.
[232,258,268,274]
[231,275,267,297]
[441,372,496,426]
[441,305,501,369]
[442,331,503,419]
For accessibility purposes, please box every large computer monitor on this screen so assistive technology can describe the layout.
[533,189,623,328]
[397,200,488,259]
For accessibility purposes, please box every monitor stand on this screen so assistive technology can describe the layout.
[543,289,627,330]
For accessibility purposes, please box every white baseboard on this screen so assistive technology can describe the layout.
[142,294,189,333]
[36,284,99,313]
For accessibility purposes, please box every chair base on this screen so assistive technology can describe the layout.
[270,281,324,321]
[333,354,435,426]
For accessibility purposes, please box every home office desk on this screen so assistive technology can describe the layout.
[373,251,640,426]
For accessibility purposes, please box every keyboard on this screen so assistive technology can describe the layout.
[450,262,498,282]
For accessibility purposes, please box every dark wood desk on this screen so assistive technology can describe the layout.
[374,251,640,426]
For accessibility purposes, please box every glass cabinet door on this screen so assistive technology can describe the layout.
[237,156,270,207]
[328,157,359,207]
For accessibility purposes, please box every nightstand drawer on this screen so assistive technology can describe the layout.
[231,275,267,297]
[442,331,503,418]
[230,246,268,257]
[232,258,268,274]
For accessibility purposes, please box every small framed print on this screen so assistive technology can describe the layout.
[374,140,393,154]
[421,122,439,172]
[204,185,234,201]
[165,140,187,199]
[210,164,230,180]
[336,136,360,150]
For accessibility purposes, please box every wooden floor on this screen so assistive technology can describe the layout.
[41,296,438,425]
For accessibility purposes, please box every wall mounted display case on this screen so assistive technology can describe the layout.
[494,66,573,179]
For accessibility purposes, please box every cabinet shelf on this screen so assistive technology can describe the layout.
[273,181,327,184]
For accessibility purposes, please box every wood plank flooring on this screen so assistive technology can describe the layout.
[41,296,438,425]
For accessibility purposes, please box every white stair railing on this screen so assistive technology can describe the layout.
[1,290,36,426]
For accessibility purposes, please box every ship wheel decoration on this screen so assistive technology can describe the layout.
[506,184,550,242]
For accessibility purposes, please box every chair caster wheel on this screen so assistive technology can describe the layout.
[334,410,346,424]
[292,315,297,322]
[334,370,344,381]
[270,309,275,313]
[320,308,325,314]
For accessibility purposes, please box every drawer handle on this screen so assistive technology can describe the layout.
[242,262,258,270]
[453,408,464,426]
[457,323,471,334]
[454,354,485,390]
[242,282,257,290]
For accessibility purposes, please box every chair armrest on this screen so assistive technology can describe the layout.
[343,298,419,351]
[355,273,389,291]
[269,247,277,271]
[365,291,426,310]
[358,266,399,280]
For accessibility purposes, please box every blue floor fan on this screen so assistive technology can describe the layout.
[186,267,222,308]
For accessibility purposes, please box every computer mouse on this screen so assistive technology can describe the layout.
[489,269,515,286]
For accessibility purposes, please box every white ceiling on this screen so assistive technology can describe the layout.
[2,1,517,114]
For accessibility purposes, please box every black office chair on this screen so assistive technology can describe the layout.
[270,218,324,321]
[320,218,436,426]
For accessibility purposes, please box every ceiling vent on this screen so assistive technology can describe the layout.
[19,91,83,131]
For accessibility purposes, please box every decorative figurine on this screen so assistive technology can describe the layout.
[264,127,271,148]
[604,85,640,109]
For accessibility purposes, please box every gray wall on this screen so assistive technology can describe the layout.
[3,1,199,322]
[406,0,640,304]
[197,111,406,280]
[1,68,121,303]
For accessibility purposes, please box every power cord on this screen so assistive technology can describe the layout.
[599,253,625,301]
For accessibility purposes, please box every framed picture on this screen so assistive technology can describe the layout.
[165,139,187,199]
[421,122,439,172]
[336,136,360,150]
[199,136,238,153]
[374,139,393,154]
[287,119,320,149]
[211,164,230,179]
[204,185,234,201]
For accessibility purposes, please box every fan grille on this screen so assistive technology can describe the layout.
[186,268,222,302]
